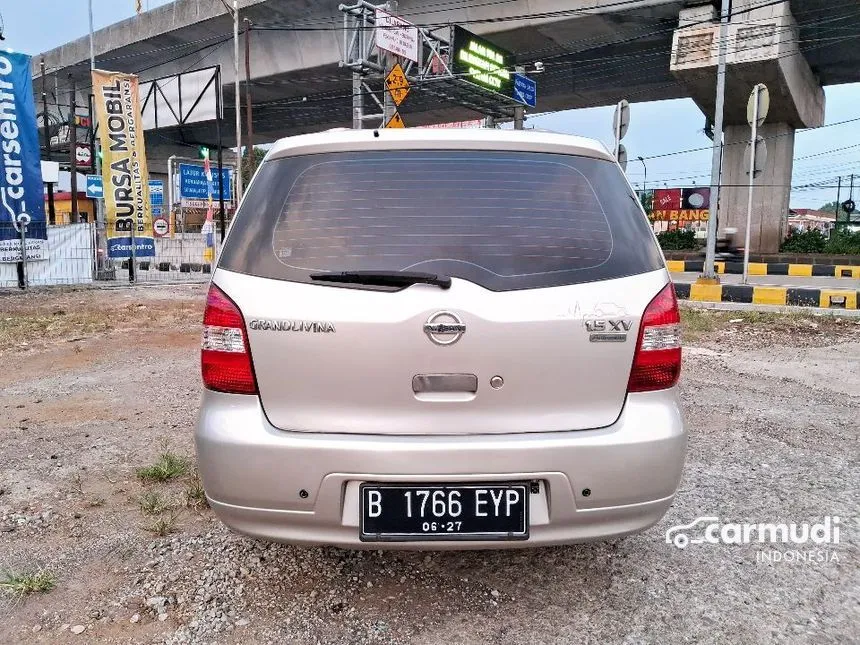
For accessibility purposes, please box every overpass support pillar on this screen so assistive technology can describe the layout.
[669,1,825,253]
[722,122,795,252]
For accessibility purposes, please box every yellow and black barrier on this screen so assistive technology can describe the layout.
[674,282,859,309]
[666,260,860,279]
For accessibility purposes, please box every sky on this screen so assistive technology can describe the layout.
[3,0,859,210]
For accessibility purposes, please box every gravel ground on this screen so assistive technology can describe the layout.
[0,286,857,644]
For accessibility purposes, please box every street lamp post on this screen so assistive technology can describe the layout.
[219,0,243,203]
[233,0,242,202]
[88,0,113,277]
[637,156,647,193]
[702,0,731,281]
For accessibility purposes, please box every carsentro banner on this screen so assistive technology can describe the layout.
[0,51,48,263]
[92,69,155,258]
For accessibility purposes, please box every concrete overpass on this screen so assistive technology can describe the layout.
[35,0,860,252]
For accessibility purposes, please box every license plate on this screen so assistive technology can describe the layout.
[359,483,529,541]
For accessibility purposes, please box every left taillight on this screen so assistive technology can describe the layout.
[201,284,258,395]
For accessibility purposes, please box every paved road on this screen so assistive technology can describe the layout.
[672,272,859,289]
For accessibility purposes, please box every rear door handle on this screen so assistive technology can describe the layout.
[412,373,478,394]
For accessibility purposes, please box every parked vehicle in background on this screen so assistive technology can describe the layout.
[195,128,687,549]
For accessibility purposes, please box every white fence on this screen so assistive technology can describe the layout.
[0,224,95,288]
[0,225,215,288]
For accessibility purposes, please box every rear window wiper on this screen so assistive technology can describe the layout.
[309,270,452,289]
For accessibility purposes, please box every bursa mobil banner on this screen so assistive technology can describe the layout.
[0,52,48,263]
[92,69,155,259]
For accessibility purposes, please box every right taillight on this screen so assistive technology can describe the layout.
[201,284,258,395]
[627,283,682,393]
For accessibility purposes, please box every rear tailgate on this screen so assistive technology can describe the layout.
[216,268,669,435]
[214,145,666,435]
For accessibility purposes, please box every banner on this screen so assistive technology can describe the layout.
[651,209,710,223]
[650,187,710,222]
[0,52,48,262]
[92,69,155,258]
[653,188,681,210]
[202,154,215,264]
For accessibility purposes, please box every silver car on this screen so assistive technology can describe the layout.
[195,128,686,549]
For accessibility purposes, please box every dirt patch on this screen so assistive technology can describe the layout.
[681,306,860,348]
[0,286,857,644]
[0,285,203,353]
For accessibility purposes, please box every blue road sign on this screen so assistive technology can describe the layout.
[513,73,537,108]
[149,180,164,207]
[86,174,103,199]
[178,163,232,201]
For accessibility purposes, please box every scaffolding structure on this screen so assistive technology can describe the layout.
[338,0,526,129]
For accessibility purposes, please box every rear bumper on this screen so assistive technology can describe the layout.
[195,389,687,550]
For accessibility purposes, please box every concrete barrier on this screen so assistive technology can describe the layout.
[666,260,860,279]
[674,283,859,309]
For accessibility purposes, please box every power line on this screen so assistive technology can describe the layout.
[34,0,860,185]
[637,116,860,162]
[40,0,858,111]
[253,0,793,32]
[244,6,860,109]
[240,3,859,122]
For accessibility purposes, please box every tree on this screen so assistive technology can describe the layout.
[639,190,653,214]
[818,201,840,213]
[242,146,267,186]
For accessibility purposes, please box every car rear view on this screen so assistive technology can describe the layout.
[195,128,687,549]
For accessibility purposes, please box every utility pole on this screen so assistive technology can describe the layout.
[835,176,841,223]
[88,0,95,67]
[68,75,78,223]
[513,106,524,130]
[41,59,55,225]
[345,3,365,129]
[381,2,397,127]
[215,67,226,242]
[88,0,105,275]
[232,0,243,202]
[243,18,255,179]
[352,72,363,130]
[514,64,525,130]
[701,0,730,282]
[743,83,769,284]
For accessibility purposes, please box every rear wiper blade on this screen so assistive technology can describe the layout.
[309,270,452,289]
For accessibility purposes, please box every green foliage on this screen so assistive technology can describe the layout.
[146,512,180,537]
[780,229,827,253]
[639,191,653,214]
[184,472,208,510]
[656,229,698,250]
[241,147,268,186]
[824,230,860,255]
[780,229,860,254]
[0,570,56,596]
[818,201,840,214]
[139,490,170,515]
[136,452,190,483]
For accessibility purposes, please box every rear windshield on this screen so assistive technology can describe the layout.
[218,150,662,291]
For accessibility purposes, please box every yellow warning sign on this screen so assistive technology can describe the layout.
[385,112,405,129]
[385,63,410,107]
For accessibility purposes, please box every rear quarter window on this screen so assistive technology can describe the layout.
[218,150,662,291]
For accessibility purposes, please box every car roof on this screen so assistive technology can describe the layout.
[266,128,614,162]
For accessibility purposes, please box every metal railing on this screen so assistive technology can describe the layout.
[1,220,227,289]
